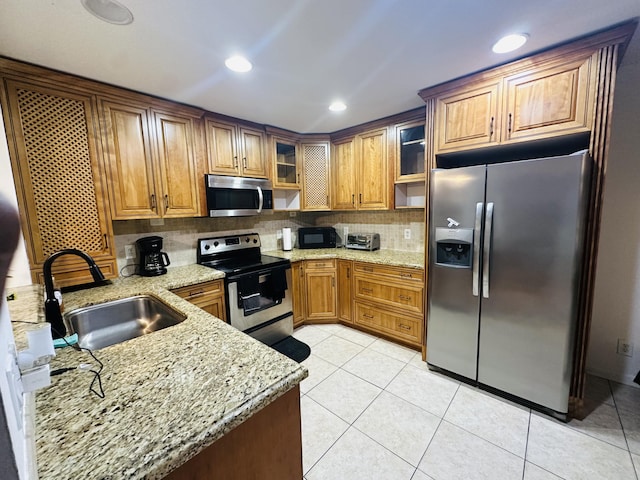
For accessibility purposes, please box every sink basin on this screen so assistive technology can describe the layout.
[65,295,186,350]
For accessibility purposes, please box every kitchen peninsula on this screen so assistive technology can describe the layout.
[8,265,307,479]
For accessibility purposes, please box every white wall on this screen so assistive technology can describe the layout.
[587,32,640,386]
[0,104,31,288]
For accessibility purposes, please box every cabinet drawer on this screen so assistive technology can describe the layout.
[354,277,424,315]
[353,262,423,283]
[354,301,420,344]
[305,259,337,270]
[171,280,224,300]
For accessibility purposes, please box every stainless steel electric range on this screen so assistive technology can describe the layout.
[197,233,293,346]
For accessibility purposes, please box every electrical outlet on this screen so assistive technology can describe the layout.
[617,338,634,357]
[124,244,136,259]
[404,228,411,240]
[289,211,297,217]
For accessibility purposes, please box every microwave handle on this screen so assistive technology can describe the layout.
[256,186,264,213]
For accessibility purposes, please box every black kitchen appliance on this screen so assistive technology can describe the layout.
[297,226,340,249]
[136,236,170,276]
[197,233,309,362]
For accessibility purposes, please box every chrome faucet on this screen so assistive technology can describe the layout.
[43,249,106,339]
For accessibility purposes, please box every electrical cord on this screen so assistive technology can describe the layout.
[50,325,105,399]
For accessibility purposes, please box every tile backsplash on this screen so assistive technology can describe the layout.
[112,210,425,275]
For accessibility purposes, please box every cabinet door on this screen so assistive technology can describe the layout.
[304,270,337,320]
[395,121,425,182]
[435,82,500,153]
[357,128,389,210]
[101,100,158,219]
[152,111,200,217]
[337,260,353,323]
[272,137,300,189]
[239,126,268,178]
[205,118,240,175]
[291,262,306,327]
[2,80,117,286]
[503,55,595,143]
[301,142,331,210]
[331,138,357,210]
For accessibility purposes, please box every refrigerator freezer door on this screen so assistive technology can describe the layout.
[427,165,486,379]
[478,153,590,413]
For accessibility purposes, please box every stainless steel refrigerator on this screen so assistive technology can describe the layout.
[426,152,591,415]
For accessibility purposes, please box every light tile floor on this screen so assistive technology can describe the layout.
[293,324,640,480]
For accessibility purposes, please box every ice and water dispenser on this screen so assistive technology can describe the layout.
[434,228,473,268]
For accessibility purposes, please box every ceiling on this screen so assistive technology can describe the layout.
[0,0,639,133]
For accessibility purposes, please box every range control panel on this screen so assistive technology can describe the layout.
[198,233,262,256]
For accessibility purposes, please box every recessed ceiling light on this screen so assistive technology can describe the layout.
[492,33,528,54]
[81,0,133,25]
[225,55,253,73]
[329,101,347,112]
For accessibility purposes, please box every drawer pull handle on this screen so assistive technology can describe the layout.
[363,313,374,319]
[189,290,205,297]
[399,324,411,330]
[400,273,412,278]
[315,263,325,266]
[363,267,373,272]
[398,295,411,301]
[362,287,373,293]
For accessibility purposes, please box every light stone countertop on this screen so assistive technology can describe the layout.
[263,247,425,269]
[7,264,307,480]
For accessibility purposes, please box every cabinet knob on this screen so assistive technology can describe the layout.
[399,323,411,331]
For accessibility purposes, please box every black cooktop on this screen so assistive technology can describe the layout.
[197,233,290,275]
[201,254,290,275]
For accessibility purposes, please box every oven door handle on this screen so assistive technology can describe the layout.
[256,186,264,213]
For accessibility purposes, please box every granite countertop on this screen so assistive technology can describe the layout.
[263,247,425,269]
[7,264,307,480]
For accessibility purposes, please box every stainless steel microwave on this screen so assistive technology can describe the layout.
[205,174,273,217]
[298,227,340,249]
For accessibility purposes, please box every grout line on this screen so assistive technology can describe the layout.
[608,379,640,480]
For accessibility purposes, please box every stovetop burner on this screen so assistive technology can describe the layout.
[197,233,290,275]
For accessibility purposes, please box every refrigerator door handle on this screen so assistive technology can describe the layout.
[473,202,483,296]
[482,202,494,298]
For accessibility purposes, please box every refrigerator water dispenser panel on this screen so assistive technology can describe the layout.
[435,228,473,268]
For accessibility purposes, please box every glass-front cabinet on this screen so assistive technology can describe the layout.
[396,121,425,182]
[273,138,300,189]
[394,120,426,209]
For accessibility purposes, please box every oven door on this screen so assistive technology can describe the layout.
[205,174,273,217]
[226,266,293,345]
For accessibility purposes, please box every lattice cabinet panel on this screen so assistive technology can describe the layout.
[301,142,330,210]
[2,79,116,284]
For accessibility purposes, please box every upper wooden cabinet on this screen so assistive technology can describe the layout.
[205,117,268,178]
[435,81,501,153]
[0,77,117,286]
[271,135,301,189]
[395,120,426,183]
[430,52,597,155]
[100,100,200,219]
[331,127,390,210]
[301,141,331,210]
[502,56,595,142]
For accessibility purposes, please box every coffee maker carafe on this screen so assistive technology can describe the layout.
[136,236,170,276]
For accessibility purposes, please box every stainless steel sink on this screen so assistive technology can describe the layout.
[65,294,186,350]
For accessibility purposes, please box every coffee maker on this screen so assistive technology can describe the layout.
[136,236,170,276]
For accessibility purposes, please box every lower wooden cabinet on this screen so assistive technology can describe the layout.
[304,259,337,321]
[292,258,424,348]
[337,260,353,323]
[351,261,424,348]
[170,279,226,321]
[354,301,421,345]
[291,262,306,328]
